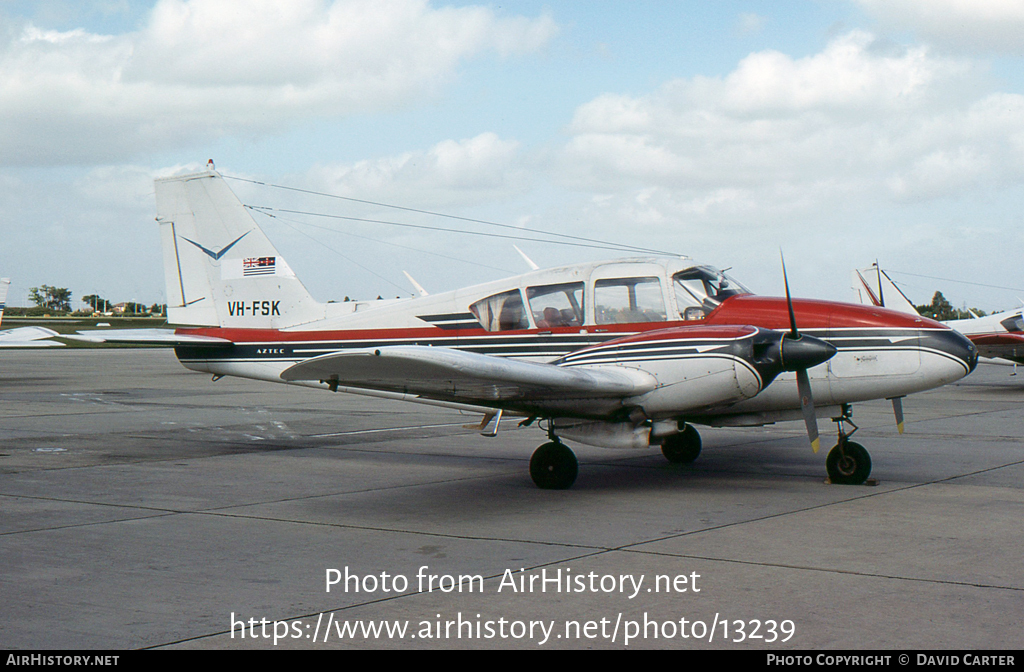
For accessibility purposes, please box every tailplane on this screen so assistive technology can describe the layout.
[156,168,325,328]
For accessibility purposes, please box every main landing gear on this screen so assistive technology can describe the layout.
[660,424,702,464]
[825,405,872,485]
[529,440,578,490]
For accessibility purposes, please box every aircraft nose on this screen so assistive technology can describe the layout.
[923,329,978,375]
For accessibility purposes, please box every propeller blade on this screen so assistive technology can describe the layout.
[875,260,885,308]
[780,251,799,338]
[890,396,905,435]
[796,368,820,453]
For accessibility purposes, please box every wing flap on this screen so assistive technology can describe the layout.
[280,346,656,403]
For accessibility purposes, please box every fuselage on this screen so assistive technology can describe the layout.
[173,258,977,424]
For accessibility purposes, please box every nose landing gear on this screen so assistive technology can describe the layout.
[826,405,873,485]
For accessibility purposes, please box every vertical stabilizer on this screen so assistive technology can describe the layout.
[0,278,9,327]
[155,169,325,328]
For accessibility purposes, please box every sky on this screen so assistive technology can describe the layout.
[2,0,1024,312]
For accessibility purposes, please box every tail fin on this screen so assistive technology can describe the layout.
[0,278,9,327]
[851,264,919,316]
[156,168,325,328]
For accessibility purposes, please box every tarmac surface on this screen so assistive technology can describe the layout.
[1,348,1022,650]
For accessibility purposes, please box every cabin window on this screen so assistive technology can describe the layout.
[470,289,530,332]
[594,277,667,324]
[527,282,584,328]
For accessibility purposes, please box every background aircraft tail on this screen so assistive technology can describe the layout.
[0,277,8,327]
[851,264,919,316]
[156,168,325,329]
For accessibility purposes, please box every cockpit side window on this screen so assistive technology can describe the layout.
[673,267,750,319]
[527,282,584,328]
[594,277,667,324]
[1000,313,1024,333]
[470,290,530,332]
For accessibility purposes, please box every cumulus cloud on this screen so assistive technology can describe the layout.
[854,0,1024,55]
[546,29,1024,303]
[304,132,528,208]
[560,31,1024,219]
[0,0,558,166]
[736,12,766,35]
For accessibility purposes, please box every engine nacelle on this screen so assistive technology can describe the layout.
[552,418,650,450]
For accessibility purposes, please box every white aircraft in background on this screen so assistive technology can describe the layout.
[853,264,1024,367]
[74,168,976,488]
[0,279,63,348]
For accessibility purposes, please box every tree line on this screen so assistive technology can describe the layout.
[914,291,987,321]
[24,285,165,317]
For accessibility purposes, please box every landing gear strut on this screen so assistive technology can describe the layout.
[661,424,702,463]
[826,405,872,485]
[529,440,578,489]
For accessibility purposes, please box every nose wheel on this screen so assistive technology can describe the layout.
[826,441,871,484]
[826,406,872,485]
[529,441,578,489]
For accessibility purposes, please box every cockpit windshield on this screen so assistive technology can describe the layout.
[673,266,751,319]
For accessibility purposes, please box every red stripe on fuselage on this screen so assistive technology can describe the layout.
[704,296,946,330]
[174,321,674,344]
[173,296,948,345]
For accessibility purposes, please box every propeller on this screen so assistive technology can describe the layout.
[779,253,837,453]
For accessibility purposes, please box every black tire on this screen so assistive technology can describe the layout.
[826,441,872,485]
[661,424,702,463]
[529,442,578,489]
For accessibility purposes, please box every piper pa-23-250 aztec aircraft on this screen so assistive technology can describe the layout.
[75,167,978,489]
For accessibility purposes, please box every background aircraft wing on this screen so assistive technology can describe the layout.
[965,333,1024,364]
[0,326,64,347]
[280,345,656,404]
[68,329,233,346]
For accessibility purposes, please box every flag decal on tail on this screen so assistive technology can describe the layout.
[243,257,277,276]
[220,256,295,280]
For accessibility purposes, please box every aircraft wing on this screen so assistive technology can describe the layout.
[966,333,1024,364]
[0,326,64,347]
[280,345,657,405]
[68,329,233,346]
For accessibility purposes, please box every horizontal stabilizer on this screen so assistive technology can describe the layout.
[69,329,233,346]
[280,345,656,403]
[0,326,64,347]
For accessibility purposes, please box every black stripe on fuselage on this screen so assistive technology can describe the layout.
[175,326,974,372]
[416,312,483,330]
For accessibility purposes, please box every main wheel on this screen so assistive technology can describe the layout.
[826,441,872,485]
[530,442,578,489]
[661,424,702,463]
